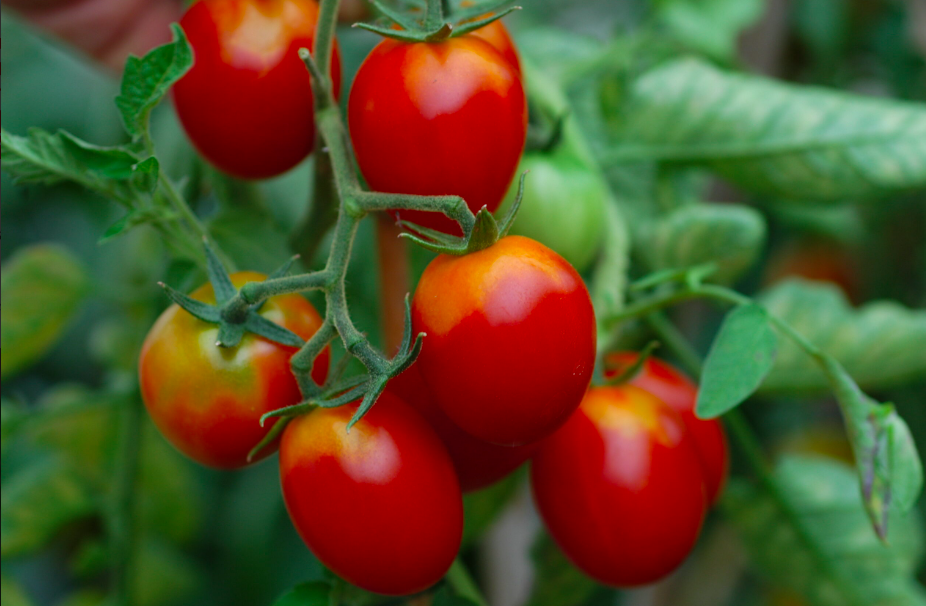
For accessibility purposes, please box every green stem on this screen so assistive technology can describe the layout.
[446,559,488,606]
[426,0,445,30]
[313,0,340,88]
[158,173,234,270]
[109,396,143,606]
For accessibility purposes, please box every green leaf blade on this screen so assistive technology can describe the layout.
[115,23,193,143]
[696,303,778,418]
[271,581,331,606]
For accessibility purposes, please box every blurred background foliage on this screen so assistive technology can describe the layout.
[2,0,925,605]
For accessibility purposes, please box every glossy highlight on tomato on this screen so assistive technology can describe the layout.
[605,352,729,503]
[531,385,707,587]
[174,0,342,179]
[138,271,329,469]
[280,393,463,595]
[412,236,596,446]
[348,36,526,234]
[387,362,537,492]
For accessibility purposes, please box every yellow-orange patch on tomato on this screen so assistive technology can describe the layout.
[582,386,680,448]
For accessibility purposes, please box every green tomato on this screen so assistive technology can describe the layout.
[501,149,607,272]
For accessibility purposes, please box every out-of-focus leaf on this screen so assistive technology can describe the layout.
[818,359,922,538]
[525,532,597,606]
[133,539,201,606]
[639,202,766,284]
[1,456,96,558]
[432,586,481,606]
[462,469,525,547]
[54,590,107,606]
[758,280,926,393]
[655,0,764,60]
[271,581,331,606]
[725,456,926,606]
[1,245,88,380]
[697,304,777,418]
[116,24,192,142]
[209,208,292,274]
[1,399,28,457]
[1,574,33,606]
[591,200,632,350]
[604,58,926,201]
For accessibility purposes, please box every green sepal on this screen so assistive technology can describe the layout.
[451,0,518,22]
[246,417,291,463]
[158,283,221,323]
[268,255,301,280]
[244,314,305,348]
[352,22,431,42]
[368,0,420,30]
[203,239,236,305]
[451,6,520,37]
[495,171,527,239]
[216,322,246,348]
[347,377,389,431]
[465,207,500,253]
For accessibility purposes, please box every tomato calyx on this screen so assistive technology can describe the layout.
[356,0,520,43]
[158,242,306,350]
[398,172,527,256]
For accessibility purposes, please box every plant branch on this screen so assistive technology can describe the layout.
[446,558,489,606]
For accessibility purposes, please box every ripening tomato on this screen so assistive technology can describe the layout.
[139,271,329,469]
[531,385,708,587]
[348,36,526,235]
[174,0,342,179]
[387,363,537,492]
[412,236,596,446]
[500,148,607,272]
[280,394,463,595]
[605,353,729,504]
[464,10,520,73]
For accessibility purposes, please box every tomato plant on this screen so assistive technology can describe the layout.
[279,392,463,595]
[531,385,708,587]
[348,35,526,234]
[138,271,329,468]
[387,362,537,492]
[174,0,342,179]
[412,235,596,446]
[605,352,729,503]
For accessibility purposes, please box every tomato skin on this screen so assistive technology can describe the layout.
[467,17,520,73]
[279,394,463,595]
[531,385,707,587]
[412,236,596,446]
[605,353,729,504]
[348,36,527,235]
[500,150,607,272]
[387,362,537,492]
[174,0,342,179]
[138,271,329,469]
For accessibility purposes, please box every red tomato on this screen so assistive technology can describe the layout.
[348,36,526,234]
[387,362,537,492]
[412,236,596,446]
[763,240,861,303]
[279,393,463,595]
[139,271,329,469]
[174,0,342,179]
[463,8,521,73]
[531,385,708,587]
[605,353,729,504]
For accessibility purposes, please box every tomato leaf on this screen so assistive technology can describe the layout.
[271,581,332,606]
[116,23,193,144]
[432,586,481,606]
[696,303,778,418]
[758,280,926,394]
[0,129,156,205]
[1,245,88,380]
[134,539,201,606]
[725,456,926,606]
[1,456,96,558]
[654,0,764,61]
[462,469,525,546]
[817,357,923,537]
[604,58,926,201]
[639,202,766,284]
[1,575,33,606]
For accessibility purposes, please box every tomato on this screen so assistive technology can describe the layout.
[605,353,729,504]
[279,393,463,595]
[499,149,607,272]
[139,271,329,469]
[348,36,526,235]
[387,362,537,492]
[463,10,520,73]
[531,385,707,587]
[763,240,860,303]
[174,0,342,179]
[412,236,596,446]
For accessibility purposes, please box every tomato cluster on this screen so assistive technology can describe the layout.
[153,1,727,596]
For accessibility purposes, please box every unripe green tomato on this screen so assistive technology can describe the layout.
[500,150,607,272]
